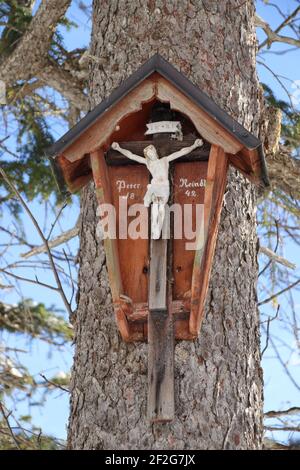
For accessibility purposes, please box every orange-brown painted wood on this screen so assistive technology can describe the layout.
[108,164,149,303]
[56,154,92,192]
[173,161,207,300]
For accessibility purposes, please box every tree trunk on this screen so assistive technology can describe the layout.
[68,0,264,450]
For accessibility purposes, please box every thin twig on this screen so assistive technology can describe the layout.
[257,60,295,108]
[0,142,20,158]
[63,248,76,307]
[259,219,279,278]
[40,374,69,393]
[258,278,300,306]
[0,402,21,450]
[261,305,280,357]
[46,201,68,241]
[259,246,296,270]
[0,226,35,249]
[265,406,300,418]
[0,268,59,291]
[265,425,300,432]
[21,226,79,259]
[266,333,300,392]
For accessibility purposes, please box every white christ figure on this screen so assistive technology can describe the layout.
[111,138,203,239]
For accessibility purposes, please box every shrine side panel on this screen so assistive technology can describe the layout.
[173,161,207,300]
[108,165,149,303]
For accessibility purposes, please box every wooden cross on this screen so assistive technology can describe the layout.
[107,135,209,422]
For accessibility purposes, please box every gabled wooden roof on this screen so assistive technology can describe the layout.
[47,53,269,188]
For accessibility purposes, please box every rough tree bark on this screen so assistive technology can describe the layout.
[68,0,264,450]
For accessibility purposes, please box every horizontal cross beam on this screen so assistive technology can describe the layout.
[105,140,210,166]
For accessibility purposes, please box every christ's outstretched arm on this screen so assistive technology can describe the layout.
[111,142,146,165]
[166,138,203,163]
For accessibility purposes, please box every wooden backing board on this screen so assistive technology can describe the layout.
[173,161,207,300]
[108,164,149,303]
[90,144,229,342]
[189,145,228,337]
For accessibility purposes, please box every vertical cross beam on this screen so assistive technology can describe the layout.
[147,229,174,422]
[147,124,175,423]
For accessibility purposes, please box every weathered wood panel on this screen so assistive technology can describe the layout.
[147,215,174,422]
[126,300,188,322]
[189,145,228,337]
[147,305,175,422]
[149,238,167,310]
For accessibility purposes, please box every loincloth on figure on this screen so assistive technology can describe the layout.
[143,183,170,207]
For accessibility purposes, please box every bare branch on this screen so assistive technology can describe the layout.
[259,246,296,270]
[266,333,300,392]
[63,248,76,307]
[259,219,279,278]
[257,61,294,106]
[0,268,59,292]
[265,425,300,432]
[265,406,300,418]
[0,0,71,83]
[21,226,79,259]
[38,60,89,112]
[0,167,73,317]
[0,0,88,110]
[40,374,69,393]
[0,142,20,159]
[258,278,300,306]
[256,9,300,50]
[46,201,68,241]
[261,305,280,357]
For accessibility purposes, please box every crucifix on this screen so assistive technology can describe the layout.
[108,103,205,422]
[111,138,203,239]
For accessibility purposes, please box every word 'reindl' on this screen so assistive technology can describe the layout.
[179,178,206,188]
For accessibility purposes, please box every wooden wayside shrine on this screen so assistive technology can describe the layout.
[47,54,269,422]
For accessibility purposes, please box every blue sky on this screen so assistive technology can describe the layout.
[1,0,300,445]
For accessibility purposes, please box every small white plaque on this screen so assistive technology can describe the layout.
[145,121,182,135]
